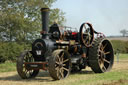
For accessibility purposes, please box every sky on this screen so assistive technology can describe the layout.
[52,0,128,36]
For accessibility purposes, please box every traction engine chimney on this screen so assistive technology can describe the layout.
[41,8,50,38]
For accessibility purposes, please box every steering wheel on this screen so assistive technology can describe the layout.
[79,22,94,47]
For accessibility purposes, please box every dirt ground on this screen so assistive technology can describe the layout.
[0,61,128,85]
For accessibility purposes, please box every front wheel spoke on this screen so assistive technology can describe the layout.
[25,69,28,74]
[63,59,69,63]
[55,61,60,65]
[56,68,60,78]
[30,70,33,74]
[104,51,110,55]
[104,59,110,64]
[55,66,59,71]
[29,71,32,76]
[23,68,26,72]
[23,64,25,67]
[25,56,28,62]
[57,55,61,62]
[60,68,64,78]
[63,64,66,66]
[61,52,64,62]
[62,67,69,72]
[99,50,102,53]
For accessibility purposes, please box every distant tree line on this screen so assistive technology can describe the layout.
[111,40,128,54]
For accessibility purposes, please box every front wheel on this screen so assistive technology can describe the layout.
[48,49,71,80]
[88,38,114,73]
[17,51,39,79]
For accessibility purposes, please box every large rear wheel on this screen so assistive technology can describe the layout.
[17,51,39,79]
[48,49,71,80]
[88,38,114,73]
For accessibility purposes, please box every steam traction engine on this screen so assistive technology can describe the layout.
[17,8,114,80]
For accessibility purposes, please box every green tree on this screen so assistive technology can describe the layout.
[0,0,66,62]
[50,8,66,25]
[0,0,65,43]
[120,29,128,37]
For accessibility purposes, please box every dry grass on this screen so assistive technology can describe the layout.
[0,57,128,85]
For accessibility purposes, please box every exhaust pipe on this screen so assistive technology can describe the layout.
[41,8,50,38]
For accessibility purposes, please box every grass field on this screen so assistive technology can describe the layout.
[0,54,128,85]
[0,61,16,72]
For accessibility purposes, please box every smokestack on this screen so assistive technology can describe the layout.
[41,8,50,38]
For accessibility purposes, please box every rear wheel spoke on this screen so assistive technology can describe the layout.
[103,66,107,71]
[100,60,104,68]
[104,51,110,55]
[104,59,110,64]
[100,44,103,50]
[99,59,102,64]
[102,44,107,51]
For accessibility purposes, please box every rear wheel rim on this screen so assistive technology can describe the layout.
[98,41,112,72]
[88,38,114,73]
